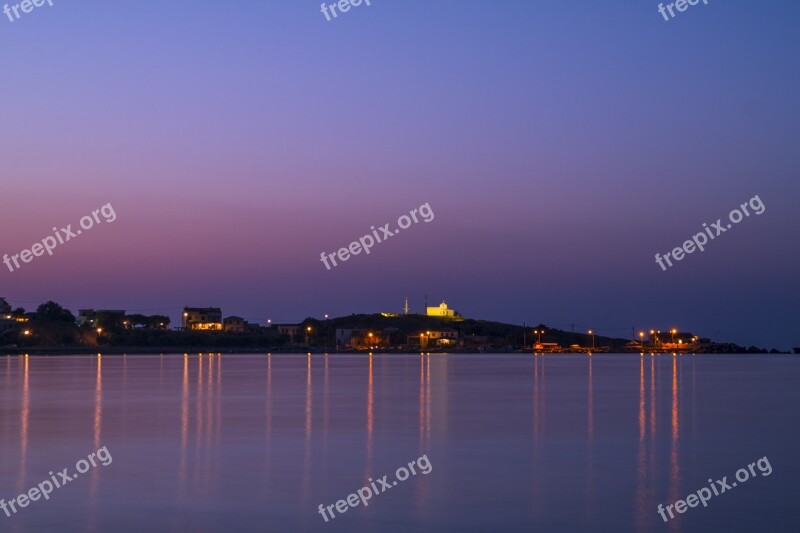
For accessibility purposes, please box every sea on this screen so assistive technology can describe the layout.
[1,353,798,532]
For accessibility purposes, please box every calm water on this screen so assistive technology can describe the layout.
[1,353,798,532]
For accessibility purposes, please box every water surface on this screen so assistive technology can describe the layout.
[1,353,798,532]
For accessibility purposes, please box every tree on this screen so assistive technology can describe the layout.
[149,315,170,329]
[33,301,75,323]
[29,302,80,346]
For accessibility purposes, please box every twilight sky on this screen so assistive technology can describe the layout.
[2,1,799,349]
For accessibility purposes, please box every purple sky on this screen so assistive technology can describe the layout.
[2,1,799,349]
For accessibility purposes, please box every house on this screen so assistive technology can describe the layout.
[382,327,403,346]
[274,324,301,337]
[223,316,245,333]
[428,329,459,346]
[183,307,223,331]
[77,310,95,326]
[409,329,460,348]
[336,328,386,349]
[0,297,11,314]
[427,330,459,340]
[336,328,362,347]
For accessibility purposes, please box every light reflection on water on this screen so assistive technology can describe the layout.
[0,353,798,532]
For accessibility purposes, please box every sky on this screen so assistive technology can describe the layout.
[1,1,799,349]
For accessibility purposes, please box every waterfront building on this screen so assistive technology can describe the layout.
[0,317,15,334]
[223,316,245,333]
[275,324,301,337]
[183,307,223,331]
[336,328,362,347]
[409,329,460,348]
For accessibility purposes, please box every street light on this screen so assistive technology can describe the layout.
[588,330,595,350]
[639,331,645,347]
[97,328,103,334]
[22,330,31,336]
[670,329,677,344]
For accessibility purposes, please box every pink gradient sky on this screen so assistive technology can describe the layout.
[2,1,799,348]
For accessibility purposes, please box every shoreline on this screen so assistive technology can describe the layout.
[0,347,793,356]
